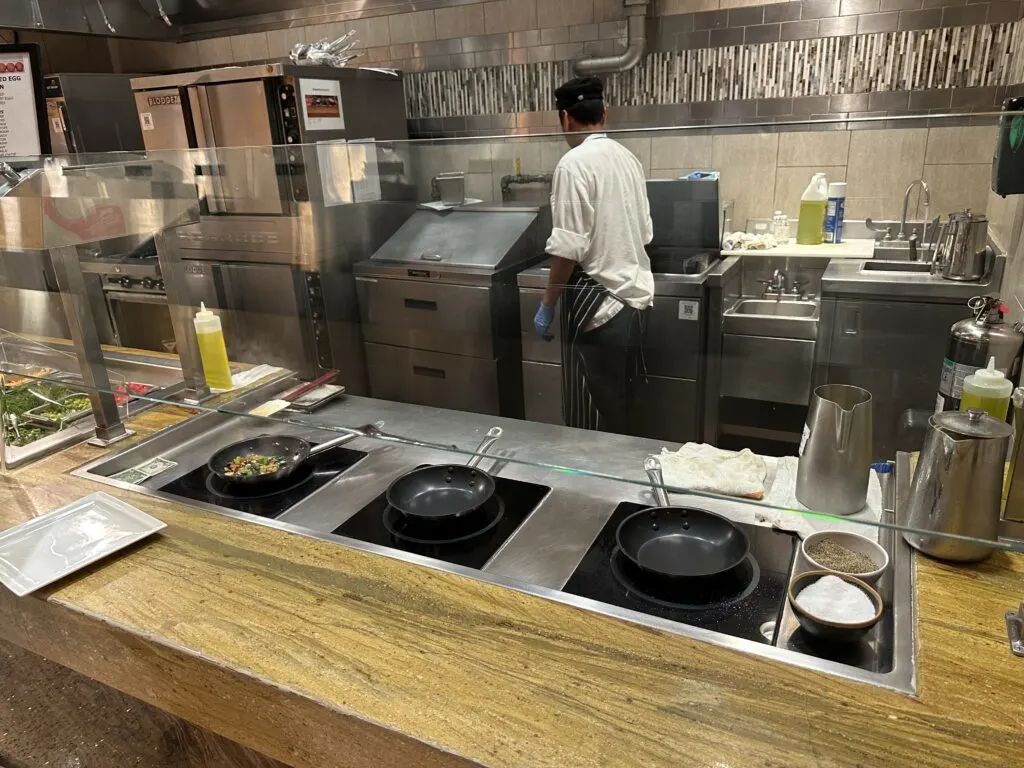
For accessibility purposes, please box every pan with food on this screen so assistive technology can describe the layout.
[207,423,376,486]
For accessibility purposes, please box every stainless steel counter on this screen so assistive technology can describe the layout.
[73,386,916,694]
[822,254,1005,301]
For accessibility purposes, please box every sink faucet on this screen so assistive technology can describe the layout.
[760,269,786,298]
[898,179,930,241]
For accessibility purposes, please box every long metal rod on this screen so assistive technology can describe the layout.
[154,232,210,401]
[50,245,127,443]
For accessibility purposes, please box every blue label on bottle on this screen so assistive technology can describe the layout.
[824,196,845,243]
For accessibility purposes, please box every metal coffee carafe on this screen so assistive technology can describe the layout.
[903,409,1011,562]
[932,210,990,282]
[796,384,873,515]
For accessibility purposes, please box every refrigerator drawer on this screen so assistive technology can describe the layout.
[523,360,563,425]
[357,277,495,357]
[365,343,500,415]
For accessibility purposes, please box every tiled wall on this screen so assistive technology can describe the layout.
[107,0,1024,127]
[411,123,997,224]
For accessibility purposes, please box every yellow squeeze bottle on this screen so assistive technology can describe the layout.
[193,302,233,391]
[959,356,1012,420]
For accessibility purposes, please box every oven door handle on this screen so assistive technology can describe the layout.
[104,291,167,305]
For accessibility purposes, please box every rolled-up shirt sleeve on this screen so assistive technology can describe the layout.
[545,165,594,263]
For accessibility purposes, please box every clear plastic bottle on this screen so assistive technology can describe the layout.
[193,302,233,391]
[960,356,1012,420]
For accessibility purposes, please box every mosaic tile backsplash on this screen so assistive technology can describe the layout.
[405,21,1023,117]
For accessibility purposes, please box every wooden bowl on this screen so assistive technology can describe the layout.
[788,570,884,644]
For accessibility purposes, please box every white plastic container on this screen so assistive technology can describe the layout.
[797,173,828,245]
[824,181,847,244]
[193,302,233,391]
[959,356,1013,420]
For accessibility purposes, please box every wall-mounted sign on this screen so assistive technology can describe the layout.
[300,78,345,132]
[0,44,49,157]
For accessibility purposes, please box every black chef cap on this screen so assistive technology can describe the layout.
[555,77,604,111]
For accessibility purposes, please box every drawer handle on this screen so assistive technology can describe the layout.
[404,298,438,311]
[420,252,443,261]
[413,365,446,379]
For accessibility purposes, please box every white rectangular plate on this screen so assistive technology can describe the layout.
[0,492,166,597]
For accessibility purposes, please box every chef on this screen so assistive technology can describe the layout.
[533,76,654,434]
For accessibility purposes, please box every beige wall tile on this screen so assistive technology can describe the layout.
[594,0,627,21]
[650,167,704,179]
[617,136,652,172]
[987,190,1023,253]
[777,131,850,167]
[538,0,595,28]
[845,128,927,203]
[541,138,569,170]
[435,4,486,39]
[719,0,772,7]
[230,32,269,63]
[196,37,235,68]
[712,133,778,222]
[493,139,544,174]
[650,135,713,169]
[925,126,998,166]
[167,41,199,70]
[925,164,991,216]
[389,10,437,44]
[774,166,846,215]
[267,27,308,58]
[484,0,539,34]
[655,0,720,14]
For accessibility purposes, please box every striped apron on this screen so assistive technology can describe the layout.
[560,266,646,431]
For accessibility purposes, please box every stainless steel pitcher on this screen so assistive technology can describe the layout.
[796,384,873,515]
[932,210,990,282]
[903,409,1011,562]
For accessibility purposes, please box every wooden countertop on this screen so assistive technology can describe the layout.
[0,407,1022,768]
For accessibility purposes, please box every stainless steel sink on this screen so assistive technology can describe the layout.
[873,242,935,262]
[862,261,933,274]
[723,297,819,340]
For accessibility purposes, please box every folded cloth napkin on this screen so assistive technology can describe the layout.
[656,443,768,500]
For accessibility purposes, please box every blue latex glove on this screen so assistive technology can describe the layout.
[534,300,555,340]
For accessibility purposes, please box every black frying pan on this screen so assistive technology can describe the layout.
[616,457,750,580]
[386,427,502,523]
[207,423,375,486]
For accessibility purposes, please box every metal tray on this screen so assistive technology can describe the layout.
[23,393,93,427]
[0,492,166,596]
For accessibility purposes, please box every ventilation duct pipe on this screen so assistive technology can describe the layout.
[573,0,650,76]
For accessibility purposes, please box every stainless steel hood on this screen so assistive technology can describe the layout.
[1,0,178,39]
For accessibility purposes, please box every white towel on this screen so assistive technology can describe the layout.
[657,443,768,500]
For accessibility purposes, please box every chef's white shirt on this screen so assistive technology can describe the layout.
[545,133,654,330]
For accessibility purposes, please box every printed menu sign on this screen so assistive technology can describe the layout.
[0,50,41,156]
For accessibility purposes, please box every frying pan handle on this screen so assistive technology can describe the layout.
[308,421,384,457]
[644,455,670,508]
[466,426,502,469]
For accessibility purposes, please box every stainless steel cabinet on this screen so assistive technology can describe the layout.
[518,286,561,364]
[818,297,968,459]
[632,375,699,442]
[721,334,815,406]
[645,296,702,379]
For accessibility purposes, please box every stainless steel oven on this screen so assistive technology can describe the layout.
[130,64,413,392]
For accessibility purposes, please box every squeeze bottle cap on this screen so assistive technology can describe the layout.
[974,356,1007,384]
[828,182,847,197]
[196,301,213,319]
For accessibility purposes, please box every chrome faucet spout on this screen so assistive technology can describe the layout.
[899,179,930,241]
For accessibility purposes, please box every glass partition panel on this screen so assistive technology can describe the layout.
[2,112,1023,553]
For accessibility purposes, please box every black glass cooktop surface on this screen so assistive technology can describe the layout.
[562,502,798,644]
[159,445,366,519]
[333,471,549,570]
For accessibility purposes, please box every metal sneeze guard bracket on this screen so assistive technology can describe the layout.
[1008,603,1024,657]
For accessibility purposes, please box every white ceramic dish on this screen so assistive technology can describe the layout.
[0,492,165,597]
[801,530,889,585]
